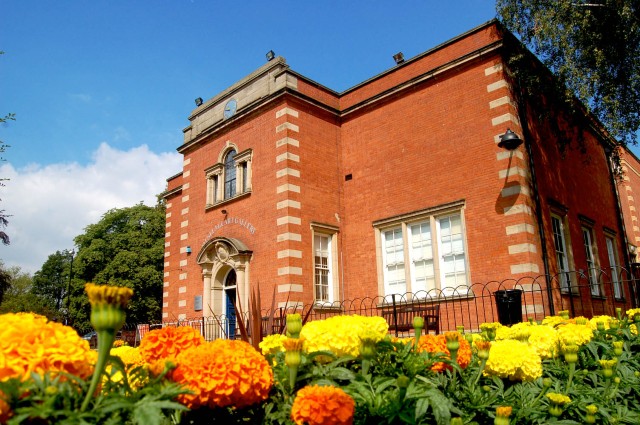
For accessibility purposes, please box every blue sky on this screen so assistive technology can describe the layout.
[2,1,628,274]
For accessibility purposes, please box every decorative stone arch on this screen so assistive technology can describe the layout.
[197,237,252,322]
[217,141,239,163]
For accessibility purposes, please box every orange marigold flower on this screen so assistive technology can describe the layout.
[0,313,95,381]
[171,339,273,409]
[291,385,355,425]
[138,326,204,366]
[417,333,471,372]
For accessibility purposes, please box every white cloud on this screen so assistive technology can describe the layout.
[0,143,182,274]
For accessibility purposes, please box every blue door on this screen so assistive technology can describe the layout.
[224,269,237,338]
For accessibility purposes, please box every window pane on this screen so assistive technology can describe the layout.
[383,228,406,294]
[410,222,434,293]
[314,234,332,302]
[438,214,467,288]
[224,150,236,199]
[551,215,571,290]
[606,237,622,298]
[582,228,600,296]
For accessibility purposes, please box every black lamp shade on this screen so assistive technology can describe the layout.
[498,129,523,150]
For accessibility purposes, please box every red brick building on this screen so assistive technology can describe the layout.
[162,21,633,330]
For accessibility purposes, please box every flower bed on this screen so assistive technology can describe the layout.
[0,285,639,424]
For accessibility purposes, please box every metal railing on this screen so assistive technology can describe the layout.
[122,267,639,345]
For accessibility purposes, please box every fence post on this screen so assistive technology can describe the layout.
[391,294,399,337]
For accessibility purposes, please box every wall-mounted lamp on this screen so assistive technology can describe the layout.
[195,97,203,107]
[221,209,228,215]
[266,50,275,61]
[629,244,637,255]
[393,52,405,65]
[186,246,192,254]
[498,128,524,150]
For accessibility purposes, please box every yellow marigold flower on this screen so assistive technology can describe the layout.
[111,346,145,368]
[139,326,204,365]
[484,339,542,381]
[586,404,598,415]
[113,339,127,348]
[259,333,287,356]
[541,315,566,328]
[626,308,640,321]
[291,385,355,425]
[85,282,133,308]
[589,315,614,330]
[0,313,95,381]
[480,322,502,331]
[301,315,387,358]
[557,323,593,350]
[417,333,472,372]
[546,392,571,405]
[107,346,147,387]
[172,339,273,409]
[527,325,559,359]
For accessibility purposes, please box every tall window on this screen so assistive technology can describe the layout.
[439,214,467,288]
[582,227,601,296]
[224,149,237,199]
[409,222,435,292]
[312,224,339,304]
[551,215,572,291]
[377,206,469,297]
[606,236,623,299]
[314,234,332,303]
[382,228,406,295]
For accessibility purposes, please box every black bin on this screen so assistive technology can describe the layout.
[494,289,523,326]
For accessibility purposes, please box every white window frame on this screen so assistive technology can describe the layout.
[582,226,601,296]
[311,223,340,305]
[551,214,575,293]
[605,236,623,299]
[205,146,252,207]
[375,201,469,298]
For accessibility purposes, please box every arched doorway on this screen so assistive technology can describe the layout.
[196,237,252,340]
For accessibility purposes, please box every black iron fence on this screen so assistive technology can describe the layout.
[120,267,640,346]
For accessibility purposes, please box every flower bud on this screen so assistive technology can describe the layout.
[445,332,460,352]
[596,321,605,332]
[616,307,622,320]
[542,378,553,388]
[285,350,301,368]
[609,319,620,330]
[495,406,512,425]
[456,325,465,334]
[413,316,424,330]
[559,310,570,320]
[613,341,624,357]
[396,375,410,389]
[286,313,302,338]
[450,418,463,425]
[475,340,491,361]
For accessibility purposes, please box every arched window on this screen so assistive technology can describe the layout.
[224,149,236,199]
[204,147,252,206]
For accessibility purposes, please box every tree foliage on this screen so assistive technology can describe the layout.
[497,0,640,145]
[32,250,73,311]
[68,203,166,333]
[0,263,59,318]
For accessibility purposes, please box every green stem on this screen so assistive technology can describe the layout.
[81,329,115,411]
[288,365,298,393]
[362,359,371,376]
[566,362,575,392]
[474,359,487,386]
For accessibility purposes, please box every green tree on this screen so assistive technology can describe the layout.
[497,0,640,145]
[0,263,59,319]
[69,202,166,333]
[32,250,73,312]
